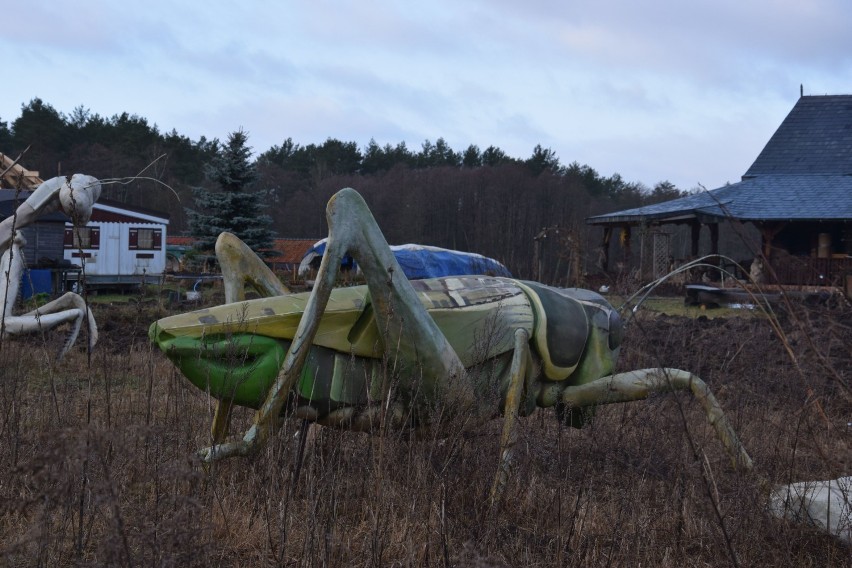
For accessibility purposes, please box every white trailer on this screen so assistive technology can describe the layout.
[63,200,169,288]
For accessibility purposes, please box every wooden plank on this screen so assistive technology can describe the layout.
[0,152,43,189]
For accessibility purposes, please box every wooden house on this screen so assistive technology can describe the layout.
[587,94,852,288]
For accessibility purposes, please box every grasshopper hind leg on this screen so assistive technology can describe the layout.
[201,188,473,462]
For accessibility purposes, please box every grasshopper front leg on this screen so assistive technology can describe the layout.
[201,188,473,462]
[491,327,533,506]
[216,232,290,302]
[207,232,291,443]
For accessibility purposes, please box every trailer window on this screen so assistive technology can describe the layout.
[138,229,154,249]
[64,226,100,249]
[129,227,162,251]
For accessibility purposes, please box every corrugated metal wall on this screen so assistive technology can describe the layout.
[63,222,167,278]
[20,222,65,267]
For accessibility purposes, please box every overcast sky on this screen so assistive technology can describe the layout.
[2,1,850,191]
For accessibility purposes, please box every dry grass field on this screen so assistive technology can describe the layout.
[0,289,849,567]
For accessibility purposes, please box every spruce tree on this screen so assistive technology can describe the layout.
[188,129,274,252]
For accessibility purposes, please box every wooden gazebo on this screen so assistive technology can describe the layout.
[587,95,852,287]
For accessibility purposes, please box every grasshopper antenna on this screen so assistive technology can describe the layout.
[617,254,776,325]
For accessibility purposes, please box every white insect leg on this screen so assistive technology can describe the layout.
[5,303,92,360]
[2,240,96,360]
[23,292,98,348]
[0,240,25,319]
[4,310,82,335]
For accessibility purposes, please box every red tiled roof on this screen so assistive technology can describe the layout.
[265,239,318,264]
[167,236,197,246]
[167,236,318,265]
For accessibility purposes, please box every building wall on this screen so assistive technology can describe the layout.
[20,222,66,267]
[63,221,168,279]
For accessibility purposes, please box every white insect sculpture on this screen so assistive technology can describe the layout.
[0,174,101,360]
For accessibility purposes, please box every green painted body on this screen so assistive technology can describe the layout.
[150,276,622,427]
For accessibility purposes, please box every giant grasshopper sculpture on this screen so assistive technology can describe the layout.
[150,188,849,542]
[150,189,751,480]
[0,174,101,360]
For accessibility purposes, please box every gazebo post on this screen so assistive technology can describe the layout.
[709,223,719,255]
[758,222,786,258]
[621,225,632,267]
[599,227,612,272]
[690,222,701,257]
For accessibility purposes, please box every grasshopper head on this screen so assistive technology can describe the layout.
[151,286,369,408]
[149,300,294,409]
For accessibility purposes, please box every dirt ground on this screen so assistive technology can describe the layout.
[0,292,849,566]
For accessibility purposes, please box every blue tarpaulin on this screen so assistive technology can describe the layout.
[298,240,511,280]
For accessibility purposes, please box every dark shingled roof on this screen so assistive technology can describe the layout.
[746,95,852,176]
[0,190,67,221]
[587,95,852,225]
[587,174,852,224]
